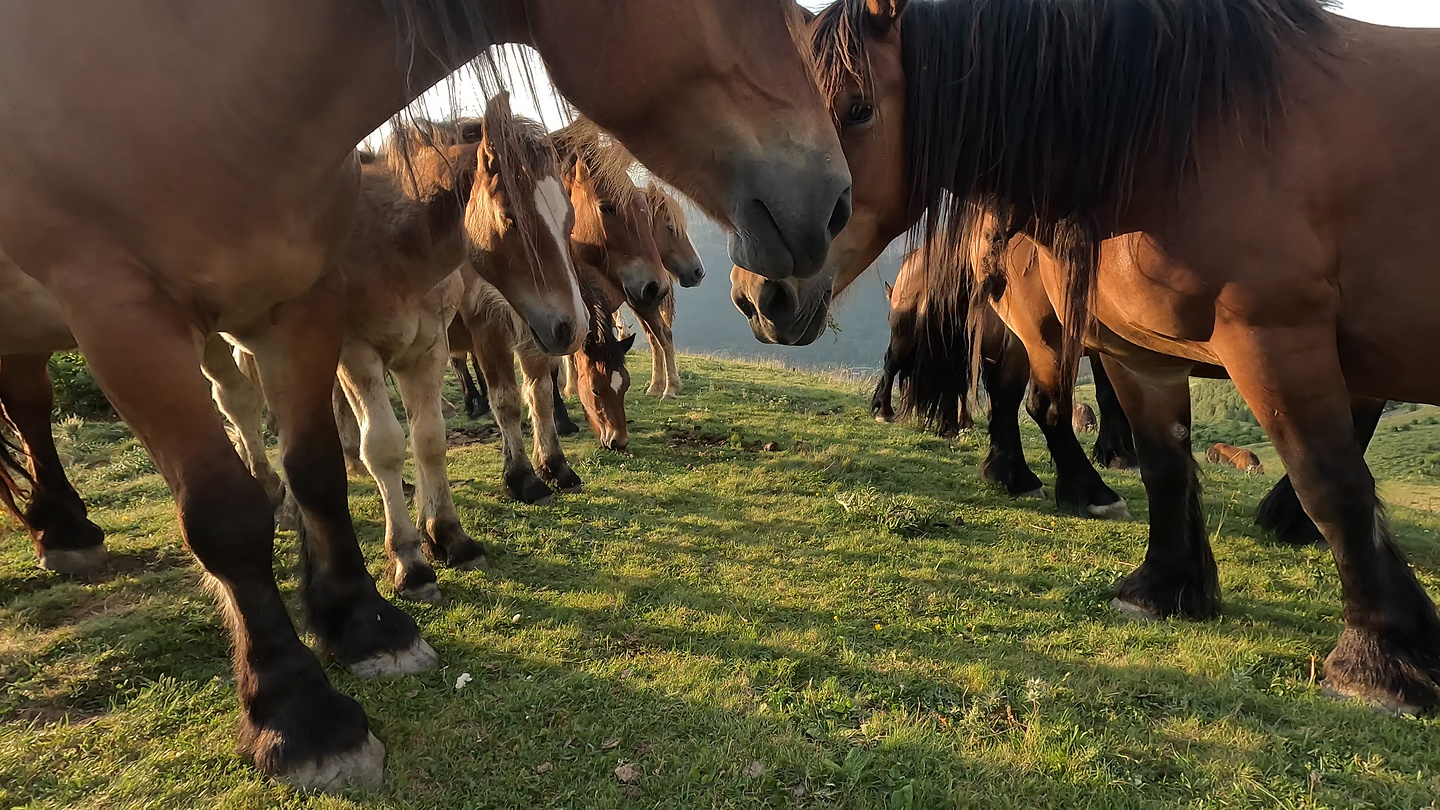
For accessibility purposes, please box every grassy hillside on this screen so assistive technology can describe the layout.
[4,355,1440,808]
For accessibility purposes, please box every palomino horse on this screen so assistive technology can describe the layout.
[634,182,706,399]
[0,0,849,789]
[1207,443,1265,475]
[785,0,1440,712]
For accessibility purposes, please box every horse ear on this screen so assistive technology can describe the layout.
[618,333,637,354]
[798,6,817,25]
[573,155,593,188]
[484,90,512,123]
[864,0,906,33]
[883,280,894,300]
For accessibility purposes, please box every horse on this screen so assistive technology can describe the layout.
[0,0,849,789]
[1073,403,1097,434]
[1207,443,1265,475]
[633,182,706,399]
[782,0,1440,713]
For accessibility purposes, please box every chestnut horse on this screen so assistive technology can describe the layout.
[1207,443,1265,475]
[0,0,849,789]
[785,0,1440,713]
[634,182,707,399]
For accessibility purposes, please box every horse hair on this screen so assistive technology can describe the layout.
[812,0,1334,396]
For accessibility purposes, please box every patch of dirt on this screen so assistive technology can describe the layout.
[448,425,499,447]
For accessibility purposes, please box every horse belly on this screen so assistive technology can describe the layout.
[0,253,76,354]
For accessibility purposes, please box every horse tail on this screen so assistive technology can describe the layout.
[0,429,35,533]
[1053,215,1100,409]
[896,246,972,435]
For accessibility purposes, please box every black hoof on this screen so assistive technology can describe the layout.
[542,462,583,494]
[424,518,489,570]
[505,469,554,505]
[980,451,1045,499]
[240,665,385,792]
[1054,474,1130,520]
[1113,562,1221,621]
[555,417,580,437]
[393,557,440,603]
[1323,625,1440,714]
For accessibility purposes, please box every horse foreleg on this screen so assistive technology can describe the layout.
[562,355,579,399]
[550,366,580,436]
[637,304,673,398]
[1255,396,1387,547]
[520,348,582,493]
[390,345,486,571]
[201,336,289,516]
[1089,350,1139,470]
[978,328,1043,499]
[470,319,552,504]
[661,292,682,395]
[0,353,106,571]
[1021,337,1128,519]
[334,341,438,603]
[1219,327,1439,712]
[244,279,435,676]
[1103,355,1220,620]
[871,349,899,423]
[53,264,381,790]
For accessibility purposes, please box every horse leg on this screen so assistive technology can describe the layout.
[330,382,369,477]
[1218,330,1439,711]
[637,306,671,398]
[54,267,381,789]
[870,348,899,423]
[562,355,579,399]
[471,321,552,504]
[334,341,439,602]
[521,349,582,493]
[1256,396,1387,547]
[978,329,1044,499]
[244,284,435,675]
[390,346,487,570]
[451,354,489,420]
[1104,355,1220,620]
[1023,343,1128,518]
[551,366,580,436]
[0,353,106,571]
[200,337,288,515]
[1089,351,1140,471]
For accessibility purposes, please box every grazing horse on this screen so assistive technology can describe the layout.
[1072,403,1097,434]
[0,0,849,789]
[1207,443,1265,475]
[635,182,706,399]
[777,0,1440,713]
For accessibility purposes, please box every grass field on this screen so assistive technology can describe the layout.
[4,355,1440,809]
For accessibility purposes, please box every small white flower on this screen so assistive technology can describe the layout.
[454,672,473,690]
[512,613,522,623]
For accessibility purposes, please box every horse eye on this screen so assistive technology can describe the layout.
[599,202,618,216]
[843,99,875,127]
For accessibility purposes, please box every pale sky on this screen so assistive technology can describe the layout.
[373,0,1438,145]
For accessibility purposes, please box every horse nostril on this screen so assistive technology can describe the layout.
[756,280,795,323]
[553,319,574,349]
[641,281,660,304]
[734,292,757,319]
[827,185,853,239]
[692,265,705,282]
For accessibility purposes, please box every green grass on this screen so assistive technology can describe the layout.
[5,355,1440,809]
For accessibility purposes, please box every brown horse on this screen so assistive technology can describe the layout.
[0,0,848,789]
[789,0,1440,713]
[635,182,706,399]
[1072,403,1097,434]
[1207,443,1265,475]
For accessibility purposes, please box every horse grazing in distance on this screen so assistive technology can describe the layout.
[634,182,706,399]
[0,0,849,788]
[793,0,1440,713]
[1072,403,1097,434]
[1207,443,1265,475]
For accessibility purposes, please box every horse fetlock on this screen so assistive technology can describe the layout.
[423,518,488,570]
[1323,624,1440,715]
[238,659,383,791]
[1113,561,1221,620]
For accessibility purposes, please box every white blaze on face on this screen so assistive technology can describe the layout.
[610,371,623,394]
[534,176,586,323]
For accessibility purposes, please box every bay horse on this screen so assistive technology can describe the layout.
[789,0,1440,712]
[1207,443,1265,475]
[0,0,849,789]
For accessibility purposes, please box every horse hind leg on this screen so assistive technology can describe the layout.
[1219,328,1439,712]
[390,345,487,571]
[1089,351,1140,471]
[471,321,553,504]
[331,382,368,477]
[1102,355,1220,620]
[978,329,1044,499]
[1256,396,1386,547]
[638,306,671,398]
[0,353,106,572]
[871,348,899,424]
[247,282,435,677]
[521,349,582,493]
[53,262,382,790]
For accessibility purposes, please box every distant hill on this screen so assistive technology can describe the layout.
[624,206,906,373]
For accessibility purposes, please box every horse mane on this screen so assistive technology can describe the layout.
[579,272,631,370]
[814,0,1335,388]
[550,117,642,207]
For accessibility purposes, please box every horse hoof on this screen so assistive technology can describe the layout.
[1320,626,1438,715]
[454,552,489,572]
[544,464,584,494]
[397,581,441,604]
[661,391,677,401]
[348,637,439,680]
[1086,500,1132,520]
[646,385,663,397]
[277,732,386,793]
[1110,598,1162,622]
[1014,487,1046,501]
[37,545,108,574]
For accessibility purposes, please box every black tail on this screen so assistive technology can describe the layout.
[0,429,35,533]
[893,250,973,434]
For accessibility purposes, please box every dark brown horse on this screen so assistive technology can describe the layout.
[0,0,849,789]
[786,0,1440,713]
